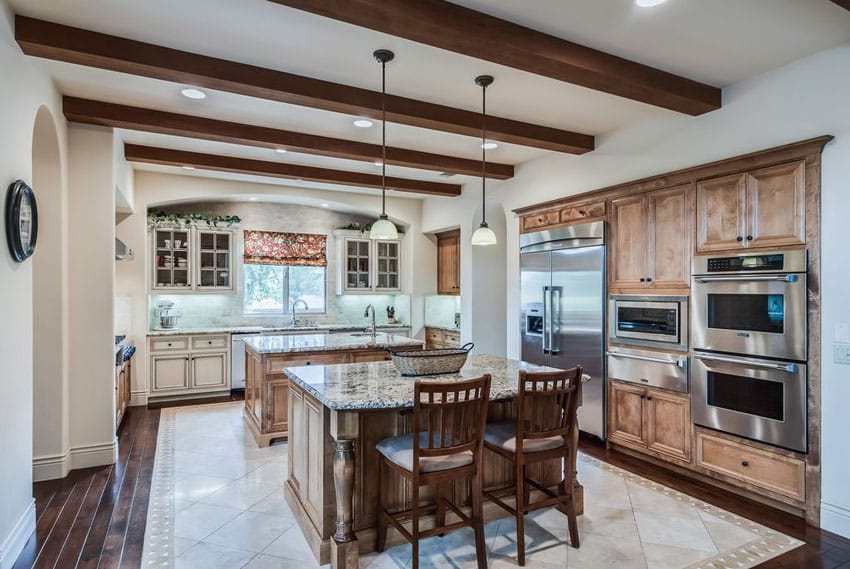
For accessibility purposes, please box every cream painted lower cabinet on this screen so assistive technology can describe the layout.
[148,334,230,398]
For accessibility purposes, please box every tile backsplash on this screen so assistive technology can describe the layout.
[424,294,460,329]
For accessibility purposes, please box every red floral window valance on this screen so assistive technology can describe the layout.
[243,230,327,267]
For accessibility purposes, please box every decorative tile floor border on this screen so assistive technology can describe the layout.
[577,454,804,569]
[142,402,804,569]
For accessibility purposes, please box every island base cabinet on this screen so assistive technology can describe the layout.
[244,350,290,447]
[284,384,583,567]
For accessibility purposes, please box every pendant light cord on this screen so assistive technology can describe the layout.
[381,59,387,217]
[481,81,487,226]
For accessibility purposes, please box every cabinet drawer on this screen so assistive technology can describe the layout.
[521,211,560,232]
[443,332,460,346]
[191,334,229,351]
[696,432,805,501]
[268,352,350,371]
[561,201,606,224]
[351,350,393,363]
[150,336,189,352]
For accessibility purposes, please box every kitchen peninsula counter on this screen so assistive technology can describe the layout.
[242,332,424,448]
[282,355,590,568]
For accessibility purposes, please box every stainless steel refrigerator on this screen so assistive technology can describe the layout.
[520,222,606,439]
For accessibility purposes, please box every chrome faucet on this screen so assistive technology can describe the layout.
[291,298,309,326]
[364,304,377,340]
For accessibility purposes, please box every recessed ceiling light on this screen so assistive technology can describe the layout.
[182,165,195,170]
[275,148,288,154]
[180,88,207,100]
[321,203,329,208]
[353,119,374,128]
[249,196,258,201]
[480,141,498,150]
[374,161,383,167]
[635,0,666,7]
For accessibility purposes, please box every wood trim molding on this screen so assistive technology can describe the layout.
[270,0,721,116]
[16,15,593,155]
[63,97,514,180]
[512,136,834,215]
[124,144,462,197]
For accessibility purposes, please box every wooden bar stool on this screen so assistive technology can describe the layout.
[375,374,492,569]
[483,366,583,566]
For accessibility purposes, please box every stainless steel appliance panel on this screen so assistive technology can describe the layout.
[550,246,605,439]
[692,352,807,452]
[607,348,689,393]
[231,332,261,390]
[609,295,688,351]
[520,250,551,367]
[692,271,807,362]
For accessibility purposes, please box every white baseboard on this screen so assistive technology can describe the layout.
[70,439,118,470]
[0,499,35,569]
[130,390,148,407]
[32,450,70,482]
[822,501,850,538]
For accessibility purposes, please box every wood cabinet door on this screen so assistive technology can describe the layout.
[289,386,306,492]
[696,173,747,252]
[647,185,692,290]
[746,161,806,248]
[645,388,691,463]
[303,395,325,527]
[190,352,228,389]
[150,354,189,392]
[609,195,648,289]
[608,381,647,448]
[266,379,289,434]
[436,230,460,295]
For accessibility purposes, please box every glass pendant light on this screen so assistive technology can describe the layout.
[369,49,399,240]
[471,75,497,246]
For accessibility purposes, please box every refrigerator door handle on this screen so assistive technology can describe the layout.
[550,286,562,355]
[543,286,551,354]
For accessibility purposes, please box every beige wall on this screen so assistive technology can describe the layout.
[121,171,435,404]
[0,3,68,564]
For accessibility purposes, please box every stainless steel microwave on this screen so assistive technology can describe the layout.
[609,295,688,351]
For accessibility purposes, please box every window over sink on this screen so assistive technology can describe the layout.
[244,264,326,315]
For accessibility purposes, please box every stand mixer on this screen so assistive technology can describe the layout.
[156,300,182,329]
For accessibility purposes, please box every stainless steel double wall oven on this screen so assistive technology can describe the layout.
[690,250,808,452]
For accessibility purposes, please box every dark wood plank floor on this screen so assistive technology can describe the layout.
[12,398,850,568]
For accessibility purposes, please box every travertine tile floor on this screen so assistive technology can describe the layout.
[143,403,802,569]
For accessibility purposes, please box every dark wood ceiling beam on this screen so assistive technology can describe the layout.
[829,0,850,11]
[269,0,722,116]
[16,16,593,154]
[63,97,513,179]
[124,144,462,197]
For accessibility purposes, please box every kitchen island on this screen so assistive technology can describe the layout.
[242,332,424,446]
[283,354,589,568]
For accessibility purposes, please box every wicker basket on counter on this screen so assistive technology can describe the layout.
[386,343,474,376]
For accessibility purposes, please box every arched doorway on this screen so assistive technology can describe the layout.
[31,105,69,481]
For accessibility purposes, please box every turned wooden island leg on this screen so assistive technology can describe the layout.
[330,411,360,569]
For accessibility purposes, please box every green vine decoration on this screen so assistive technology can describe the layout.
[335,221,403,234]
[148,211,241,228]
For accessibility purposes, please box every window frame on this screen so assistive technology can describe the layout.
[243,263,327,316]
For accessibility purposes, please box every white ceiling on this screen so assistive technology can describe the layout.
[11,0,850,197]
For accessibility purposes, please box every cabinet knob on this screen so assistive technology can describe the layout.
[639,278,645,282]
[746,235,754,241]
[208,340,212,344]
[646,278,652,283]
[646,395,652,400]
[741,460,750,467]
[306,361,311,365]
[736,236,744,242]
[579,210,587,216]
[167,343,172,347]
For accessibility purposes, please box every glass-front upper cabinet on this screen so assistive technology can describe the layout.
[197,230,233,290]
[153,228,192,290]
[375,240,400,291]
[334,230,403,294]
[150,226,234,292]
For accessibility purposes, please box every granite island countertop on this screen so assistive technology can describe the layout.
[147,323,411,337]
[242,332,424,355]
[283,354,591,410]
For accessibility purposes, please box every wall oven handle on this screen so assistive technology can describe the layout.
[693,353,798,373]
[607,351,687,368]
[695,274,799,283]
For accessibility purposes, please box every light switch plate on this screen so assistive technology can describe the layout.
[836,322,850,344]
[834,342,850,365]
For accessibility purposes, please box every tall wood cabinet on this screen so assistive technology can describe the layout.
[436,229,460,295]
[609,185,692,291]
[696,160,805,252]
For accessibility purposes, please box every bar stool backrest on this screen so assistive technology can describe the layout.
[516,366,583,452]
[413,374,492,464]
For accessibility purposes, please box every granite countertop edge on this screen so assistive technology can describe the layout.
[147,323,411,336]
[244,334,424,355]
[424,325,461,333]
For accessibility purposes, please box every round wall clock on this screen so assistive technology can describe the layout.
[5,180,38,262]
